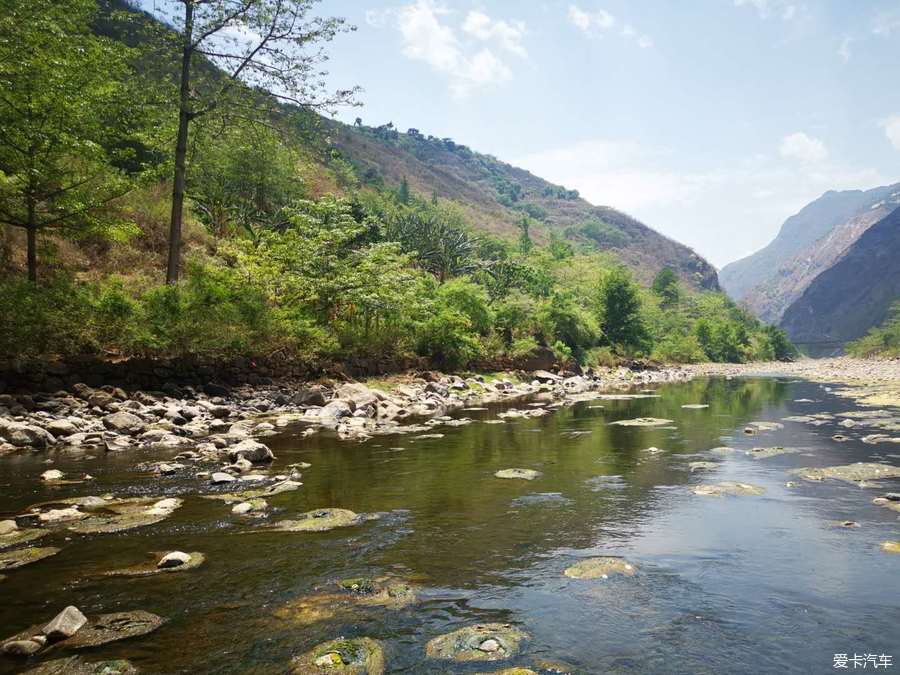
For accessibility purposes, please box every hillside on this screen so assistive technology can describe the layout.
[328,122,719,291]
[780,206,900,345]
[720,183,900,306]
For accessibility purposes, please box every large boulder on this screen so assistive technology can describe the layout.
[0,421,55,448]
[102,412,144,435]
[226,439,274,463]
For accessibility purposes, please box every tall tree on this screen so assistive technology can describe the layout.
[0,0,136,282]
[651,266,680,307]
[154,0,358,283]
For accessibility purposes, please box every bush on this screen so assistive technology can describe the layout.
[651,333,706,363]
[415,307,482,369]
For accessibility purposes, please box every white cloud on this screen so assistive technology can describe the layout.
[882,115,900,151]
[365,9,391,28]
[462,10,527,57]
[873,10,900,36]
[779,132,828,162]
[734,0,798,21]
[568,5,652,47]
[393,0,524,98]
[514,137,882,266]
[838,36,852,62]
[567,5,615,34]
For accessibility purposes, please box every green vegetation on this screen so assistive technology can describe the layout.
[848,302,900,357]
[0,0,794,369]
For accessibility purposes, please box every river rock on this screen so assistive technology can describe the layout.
[746,446,801,460]
[157,551,191,569]
[102,412,143,435]
[58,611,164,649]
[881,541,900,554]
[66,497,182,534]
[211,472,237,484]
[226,439,274,463]
[564,557,637,579]
[610,417,673,427]
[425,624,529,662]
[20,656,137,674]
[0,547,61,571]
[46,419,78,438]
[105,552,205,577]
[232,499,267,515]
[0,421,55,448]
[43,606,87,641]
[494,468,541,480]
[689,461,718,472]
[41,469,65,481]
[290,637,385,674]
[39,507,86,523]
[267,508,368,533]
[789,462,900,484]
[1,639,43,656]
[691,481,765,497]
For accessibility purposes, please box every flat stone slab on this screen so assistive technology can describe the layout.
[610,418,673,427]
[266,508,370,533]
[746,447,802,460]
[4,611,163,655]
[689,461,718,473]
[425,623,529,662]
[203,479,302,503]
[691,482,765,497]
[564,557,637,579]
[0,546,61,571]
[681,404,709,409]
[22,657,137,674]
[494,468,541,480]
[290,637,385,674]
[66,497,183,534]
[336,577,418,609]
[881,541,900,554]
[0,527,47,550]
[789,462,900,484]
[104,552,205,577]
[743,421,784,433]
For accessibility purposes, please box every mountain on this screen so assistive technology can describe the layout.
[780,206,900,345]
[719,183,900,321]
[328,123,719,290]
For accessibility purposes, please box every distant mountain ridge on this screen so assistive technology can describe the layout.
[720,183,900,322]
[780,205,900,345]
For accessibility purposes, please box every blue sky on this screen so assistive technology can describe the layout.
[317,0,900,266]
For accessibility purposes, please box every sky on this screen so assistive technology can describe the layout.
[314,0,900,267]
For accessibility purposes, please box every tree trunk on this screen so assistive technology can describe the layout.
[26,196,36,283]
[166,1,194,285]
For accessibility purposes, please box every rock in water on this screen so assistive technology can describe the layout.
[564,557,637,579]
[1,639,43,656]
[610,417,673,427]
[211,472,236,484]
[691,482,766,497]
[881,541,900,554]
[290,637,385,674]
[156,551,191,569]
[41,469,64,481]
[226,439,274,463]
[43,606,87,641]
[494,468,541,480]
[425,624,529,662]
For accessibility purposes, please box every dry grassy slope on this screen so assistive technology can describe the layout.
[330,123,719,291]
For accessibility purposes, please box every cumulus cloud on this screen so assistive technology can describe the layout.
[838,36,852,62]
[568,5,652,47]
[734,0,798,21]
[393,0,524,98]
[882,115,900,151]
[873,10,900,36]
[779,132,828,162]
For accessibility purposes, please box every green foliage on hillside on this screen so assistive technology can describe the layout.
[0,0,793,369]
[847,302,900,357]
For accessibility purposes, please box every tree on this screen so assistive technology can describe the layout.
[595,266,648,352]
[153,0,358,283]
[0,0,137,282]
[651,266,680,307]
[517,216,533,254]
[398,176,410,204]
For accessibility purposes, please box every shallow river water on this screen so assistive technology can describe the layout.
[2,377,899,674]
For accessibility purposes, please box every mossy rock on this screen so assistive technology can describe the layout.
[610,418,673,427]
[688,461,718,473]
[746,447,800,460]
[691,482,765,497]
[272,593,351,626]
[23,657,137,674]
[789,462,900,484]
[0,528,47,550]
[873,497,900,513]
[743,421,783,434]
[290,637,385,674]
[494,468,541,480]
[564,557,636,579]
[339,577,418,609]
[0,546,61,571]
[66,498,183,534]
[425,623,529,662]
[267,509,369,533]
[203,479,302,503]
[881,541,900,554]
[104,552,205,577]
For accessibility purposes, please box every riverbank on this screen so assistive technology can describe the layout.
[688,356,900,407]
[0,365,697,461]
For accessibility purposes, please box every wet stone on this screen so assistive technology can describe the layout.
[21,656,137,675]
[290,637,385,674]
[65,497,183,534]
[0,525,47,550]
[689,461,718,473]
[691,482,766,497]
[105,552,205,577]
[266,508,369,533]
[494,468,542,480]
[0,546,61,571]
[881,541,900,554]
[564,557,637,579]
[789,462,900,484]
[203,479,302,503]
[681,404,709,409]
[425,623,529,662]
[746,446,801,460]
[59,611,164,649]
[43,606,87,641]
[610,417,673,427]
